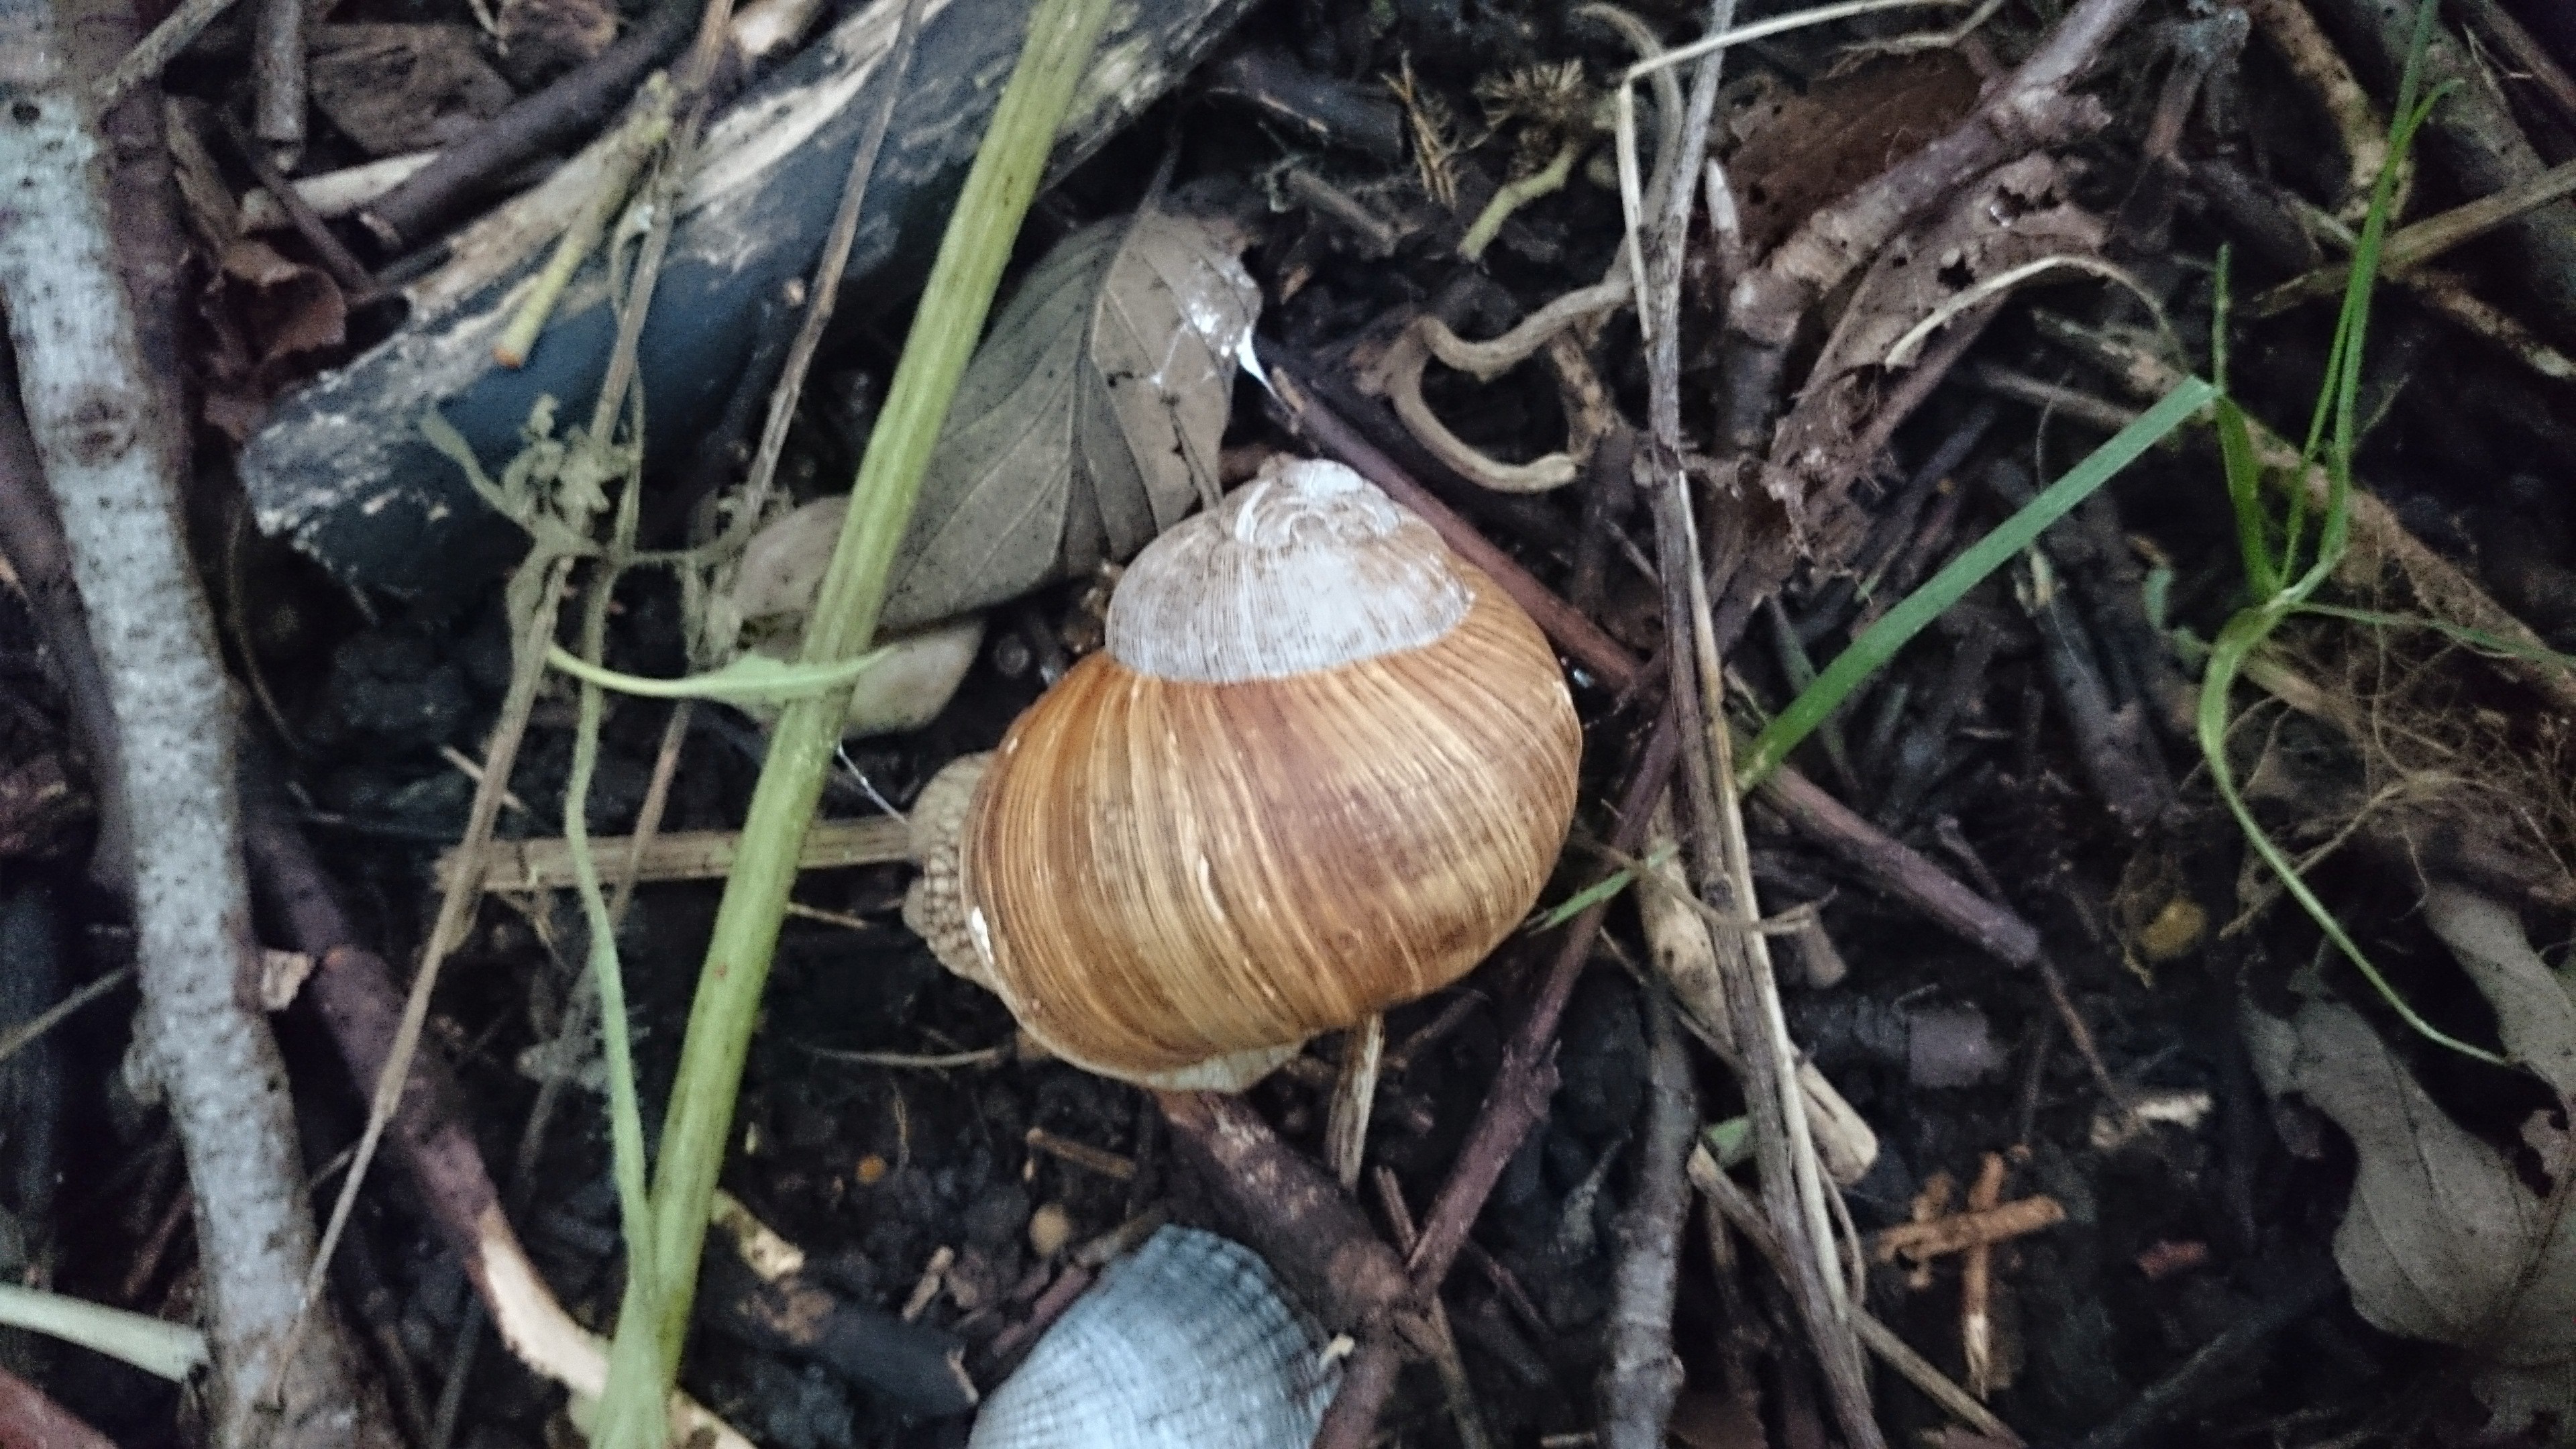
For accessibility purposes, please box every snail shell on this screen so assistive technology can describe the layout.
[910,457,1581,1087]
[968,1226,1336,1449]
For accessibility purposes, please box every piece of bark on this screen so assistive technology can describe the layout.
[309,24,517,156]
[1717,0,2147,458]
[247,0,1258,602]
[0,25,393,1447]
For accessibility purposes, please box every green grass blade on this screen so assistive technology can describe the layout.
[2196,608,2507,1065]
[1738,377,2214,791]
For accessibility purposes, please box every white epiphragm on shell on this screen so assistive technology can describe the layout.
[1106,458,1472,684]
[968,1227,1338,1449]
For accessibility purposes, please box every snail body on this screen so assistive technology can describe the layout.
[908,457,1580,1088]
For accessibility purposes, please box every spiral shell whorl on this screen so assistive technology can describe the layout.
[1107,457,1470,684]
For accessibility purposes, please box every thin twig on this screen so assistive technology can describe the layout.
[1598,990,1695,1449]
[737,0,932,520]
[93,0,246,105]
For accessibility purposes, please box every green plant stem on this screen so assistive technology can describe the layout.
[2195,0,2514,1065]
[592,0,1119,1427]
[568,464,670,1448]
[492,78,676,370]
[0,1285,206,1381]
[1739,378,2214,790]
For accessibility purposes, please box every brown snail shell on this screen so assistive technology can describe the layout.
[910,457,1580,1087]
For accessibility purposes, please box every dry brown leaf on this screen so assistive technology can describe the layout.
[2245,991,2576,1440]
[1757,153,2103,564]
[1720,52,1982,258]
[2424,884,2576,1102]
[876,207,1260,633]
[311,24,517,156]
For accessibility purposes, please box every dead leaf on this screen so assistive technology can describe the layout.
[1720,52,1983,258]
[198,237,350,439]
[1753,154,2104,571]
[2424,883,2576,1102]
[2245,1000,2576,1438]
[494,0,616,89]
[876,207,1261,633]
[311,24,517,156]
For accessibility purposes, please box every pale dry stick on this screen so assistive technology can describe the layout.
[1960,1152,2004,1398]
[309,19,746,1365]
[1633,0,1876,1441]
[1871,1195,2065,1261]
[0,969,129,1070]
[1324,1015,1383,1191]
[1881,255,2171,368]
[1691,1148,2024,1445]
[0,32,393,1448]
[441,817,912,893]
[2253,155,2576,315]
[735,0,930,523]
[290,555,573,1393]
[240,152,440,230]
[1575,3,1683,211]
[2384,266,2576,380]
[2245,0,2392,223]
[1839,0,2002,58]
[1627,819,1880,1187]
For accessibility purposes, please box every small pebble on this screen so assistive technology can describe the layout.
[1028,1203,1072,1259]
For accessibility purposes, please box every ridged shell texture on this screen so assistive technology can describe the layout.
[959,458,1582,1079]
[967,1226,1336,1449]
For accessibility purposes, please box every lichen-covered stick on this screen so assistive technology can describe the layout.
[0,19,394,1448]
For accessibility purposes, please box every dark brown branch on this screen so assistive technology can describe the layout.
[1597,989,1696,1449]
[360,0,699,248]
[1155,1090,1414,1340]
